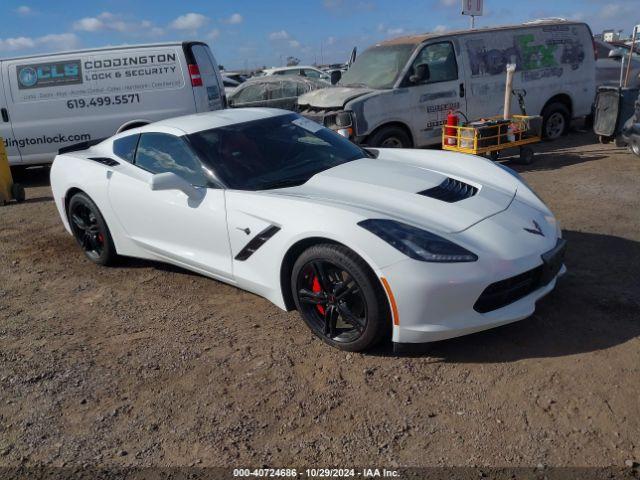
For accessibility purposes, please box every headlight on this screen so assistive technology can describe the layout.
[358,219,478,263]
[324,111,353,129]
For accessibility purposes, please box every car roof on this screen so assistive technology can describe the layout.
[264,66,322,73]
[141,108,292,135]
[0,41,191,62]
[376,20,588,47]
[238,75,327,87]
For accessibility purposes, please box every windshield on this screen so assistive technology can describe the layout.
[339,44,415,89]
[188,113,370,191]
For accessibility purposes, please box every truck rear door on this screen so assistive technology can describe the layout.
[184,42,225,112]
[0,63,21,165]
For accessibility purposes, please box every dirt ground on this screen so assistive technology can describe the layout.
[1,131,639,469]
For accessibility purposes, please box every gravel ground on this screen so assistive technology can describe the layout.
[0,131,639,468]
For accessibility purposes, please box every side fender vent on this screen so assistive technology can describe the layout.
[418,177,478,203]
[88,157,120,167]
[235,225,281,261]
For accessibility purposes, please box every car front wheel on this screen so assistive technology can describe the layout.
[291,244,390,351]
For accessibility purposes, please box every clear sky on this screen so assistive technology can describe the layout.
[1,0,637,69]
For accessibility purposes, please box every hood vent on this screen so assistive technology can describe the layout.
[418,177,478,203]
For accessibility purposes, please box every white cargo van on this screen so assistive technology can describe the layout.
[1,41,225,168]
[299,21,596,147]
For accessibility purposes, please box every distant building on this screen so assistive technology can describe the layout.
[602,30,622,43]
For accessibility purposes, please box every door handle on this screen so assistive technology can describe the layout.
[1,108,8,123]
[459,83,465,98]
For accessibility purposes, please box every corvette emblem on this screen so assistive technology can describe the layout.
[524,220,545,237]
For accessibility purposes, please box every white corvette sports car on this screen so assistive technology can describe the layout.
[51,108,566,352]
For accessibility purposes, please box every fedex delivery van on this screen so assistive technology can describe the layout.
[299,20,596,148]
[0,41,225,169]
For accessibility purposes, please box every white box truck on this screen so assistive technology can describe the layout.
[299,20,596,147]
[1,41,225,169]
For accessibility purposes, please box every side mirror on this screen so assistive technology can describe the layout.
[330,70,342,85]
[608,48,626,59]
[149,172,199,198]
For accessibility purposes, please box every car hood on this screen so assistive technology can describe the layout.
[272,150,521,234]
[297,86,375,109]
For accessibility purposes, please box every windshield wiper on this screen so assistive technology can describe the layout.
[257,177,310,190]
[341,82,369,88]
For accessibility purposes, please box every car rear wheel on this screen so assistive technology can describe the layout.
[542,102,570,140]
[68,192,117,266]
[367,126,412,148]
[291,244,390,351]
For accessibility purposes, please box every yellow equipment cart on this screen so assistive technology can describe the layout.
[0,139,25,205]
[442,115,542,164]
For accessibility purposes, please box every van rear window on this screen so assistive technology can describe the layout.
[113,134,139,163]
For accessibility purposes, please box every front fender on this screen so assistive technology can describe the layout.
[225,190,407,309]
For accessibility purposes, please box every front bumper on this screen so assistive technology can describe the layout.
[382,220,566,344]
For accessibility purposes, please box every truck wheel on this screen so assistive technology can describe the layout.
[367,126,412,149]
[11,183,26,203]
[542,103,570,140]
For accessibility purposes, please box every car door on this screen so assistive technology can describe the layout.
[229,83,269,108]
[107,131,233,279]
[189,43,225,111]
[264,80,300,110]
[0,65,21,165]
[401,40,467,146]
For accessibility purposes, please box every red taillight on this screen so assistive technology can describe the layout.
[188,64,203,87]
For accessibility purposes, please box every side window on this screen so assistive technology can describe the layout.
[113,134,139,163]
[266,82,284,100]
[282,81,299,98]
[135,133,207,187]
[303,69,321,79]
[408,41,458,85]
[296,82,310,96]
[234,84,268,103]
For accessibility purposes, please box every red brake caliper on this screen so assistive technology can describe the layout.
[312,276,325,315]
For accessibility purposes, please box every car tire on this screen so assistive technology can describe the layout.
[67,192,117,266]
[542,102,570,140]
[367,126,412,148]
[11,183,25,202]
[291,244,391,352]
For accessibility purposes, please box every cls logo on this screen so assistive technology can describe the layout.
[18,67,38,87]
[17,60,82,89]
[524,220,545,237]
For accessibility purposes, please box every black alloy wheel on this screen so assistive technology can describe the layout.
[68,193,116,265]
[292,244,390,351]
[297,259,367,343]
